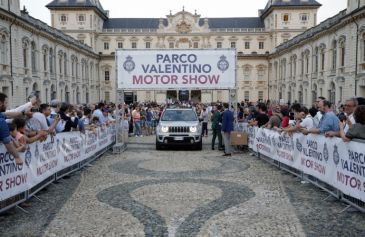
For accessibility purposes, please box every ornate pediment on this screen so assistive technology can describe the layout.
[176,20,192,34]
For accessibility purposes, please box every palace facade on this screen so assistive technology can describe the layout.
[0,0,365,107]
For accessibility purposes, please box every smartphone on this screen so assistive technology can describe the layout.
[50,114,58,119]
[31,108,39,113]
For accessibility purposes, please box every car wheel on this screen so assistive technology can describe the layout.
[195,140,202,150]
[156,139,163,150]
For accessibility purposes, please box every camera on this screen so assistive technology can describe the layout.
[339,113,347,122]
[50,113,58,119]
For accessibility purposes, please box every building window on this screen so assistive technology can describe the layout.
[42,49,47,71]
[104,42,109,50]
[132,42,137,48]
[49,48,53,74]
[31,42,36,72]
[258,91,264,100]
[244,67,250,80]
[169,42,174,49]
[79,39,84,44]
[193,42,199,48]
[0,35,7,65]
[105,71,110,81]
[259,42,264,50]
[78,14,85,22]
[105,92,110,103]
[60,15,67,22]
[217,42,222,48]
[283,14,289,22]
[300,14,308,22]
[314,47,319,73]
[64,53,67,76]
[118,42,123,49]
[59,54,62,74]
[244,91,250,101]
[230,42,236,48]
[258,68,265,81]
[321,48,325,71]
[146,42,151,49]
[340,41,345,67]
[245,42,250,49]
[23,42,28,68]
[332,41,337,70]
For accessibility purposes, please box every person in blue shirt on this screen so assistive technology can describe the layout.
[301,100,340,136]
[146,108,153,136]
[221,103,234,156]
[0,93,23,165]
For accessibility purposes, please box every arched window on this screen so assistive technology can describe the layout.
[51,84,56,100]
[31,41,36,72]
[22,41,29,68]
[243,66,251,80]
[49,48,54,74]
[320,45,326,71]
[71,56,75,77]
[329,82,336,104]
[339,40,346,67]
[314,47,319,73]
[58,51,63,74]
[42,46,48,71]
[0,34,8,65]
[332,40,337,70]
[64,53,67,76]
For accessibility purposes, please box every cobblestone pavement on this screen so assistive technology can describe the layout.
[1,136,365,237]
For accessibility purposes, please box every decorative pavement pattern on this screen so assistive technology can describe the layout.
[1,136,365,237]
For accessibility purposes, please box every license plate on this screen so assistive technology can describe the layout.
[174,137,184,141]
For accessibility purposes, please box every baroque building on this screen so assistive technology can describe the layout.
[0,0,364,107]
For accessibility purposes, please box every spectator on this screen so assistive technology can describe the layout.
[249,103,269,128]
[146,108,153,136]
[211,105,223,150]
[13,117,45,145]
[93,102,107,124]
[340,105,365,141]
[298,107,315,130]
[343,97,358,133]
[265,105,282,129]
[48,100,65,133]
[313,96,326,127]
[221,103,234,156]
[8,123,26,152]
[132,106,142,137]
[357,97,365,106]
[59,103,79,132]
[280,108,290,128]
[200,108,209,137]
[301,100,340,135]
[0,93,23,165]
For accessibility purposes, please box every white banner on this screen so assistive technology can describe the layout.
[117,49,236,89]
[247,127,365,202]
[0,125,116,201]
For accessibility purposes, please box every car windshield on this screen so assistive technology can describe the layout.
[161,110,197,122]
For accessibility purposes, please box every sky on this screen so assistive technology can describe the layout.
[19,0,347,25]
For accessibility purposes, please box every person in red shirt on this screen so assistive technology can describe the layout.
[281,108,290,128]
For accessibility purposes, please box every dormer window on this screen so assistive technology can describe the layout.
[283,14,289,22]
[60,15,67,22]
[300,13,309,22]
[78,14,85,22]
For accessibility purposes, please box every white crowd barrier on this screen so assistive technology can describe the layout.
[247,126,365,205]
[0,125,116,212]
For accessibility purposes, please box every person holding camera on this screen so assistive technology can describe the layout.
[339,105,365,141]
[58,103,79,132]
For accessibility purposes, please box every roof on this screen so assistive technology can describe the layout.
[20,11,94,54]
[262,0,321,18]
[103,17,264,29]
[46,0,108,19]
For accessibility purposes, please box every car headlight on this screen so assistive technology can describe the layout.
[161,126,169,133]
[190,126,197,133]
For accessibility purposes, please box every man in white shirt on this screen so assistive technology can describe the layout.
[343,97,358,133]
[93,102,107,124]
[313,96,326,128]
[299,107,315,130]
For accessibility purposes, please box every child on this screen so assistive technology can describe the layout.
[8,123,27,152]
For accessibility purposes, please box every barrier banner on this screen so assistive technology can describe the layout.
[0,125,116,201]
[250,127,365,202]
[333,139,365,202]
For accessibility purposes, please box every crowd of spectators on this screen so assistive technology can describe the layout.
[0,92,116,166]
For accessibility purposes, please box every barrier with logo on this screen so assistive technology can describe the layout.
[0,125,116,213]
[248,126,365,211]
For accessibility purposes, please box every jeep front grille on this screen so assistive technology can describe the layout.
[168,126,189,133]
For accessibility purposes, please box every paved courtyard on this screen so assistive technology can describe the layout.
[1,136,365,237]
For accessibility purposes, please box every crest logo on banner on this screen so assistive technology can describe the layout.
[25,146,32,167]
[323,143,329,162]
[333,145,340,165]
[35,144,39,160]
[123,55,135,73]
[217,55,229,73]
[296,138,302,152]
